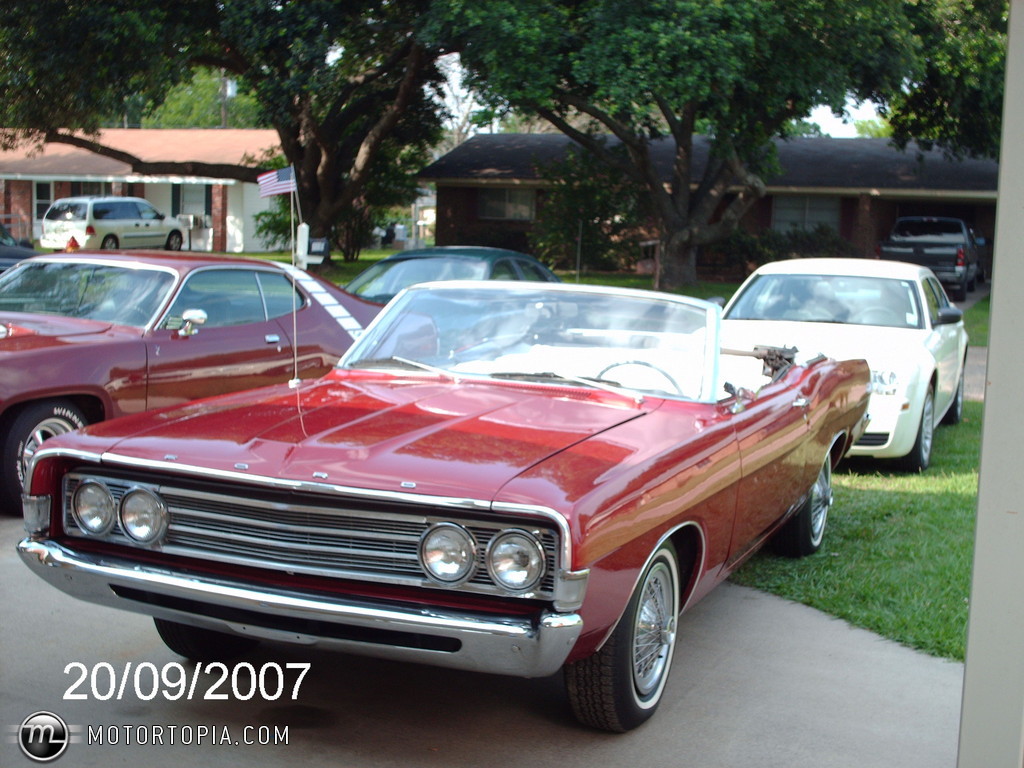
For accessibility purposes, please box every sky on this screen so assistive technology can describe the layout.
[809,101,881,137]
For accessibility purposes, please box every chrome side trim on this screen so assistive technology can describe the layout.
[18,538,582,678]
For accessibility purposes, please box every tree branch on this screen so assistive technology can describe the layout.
[44,131,262,182]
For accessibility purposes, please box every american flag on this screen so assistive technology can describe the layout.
[257,166,297,197]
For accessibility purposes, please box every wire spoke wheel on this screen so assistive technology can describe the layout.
[564,541,682,732]
[632,561,676,696]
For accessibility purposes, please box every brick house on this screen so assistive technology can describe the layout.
[419,134,999,271]
[0,129,281,252]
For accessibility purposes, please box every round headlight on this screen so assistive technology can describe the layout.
[119,488,168,544]
[487,530,545,591]
[71,480,116,535]
[420,523,476,583]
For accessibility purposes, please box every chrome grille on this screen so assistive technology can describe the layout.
[62,473,559,598]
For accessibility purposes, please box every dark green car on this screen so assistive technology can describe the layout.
[345,246,559,305]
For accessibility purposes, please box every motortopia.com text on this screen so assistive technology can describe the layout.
[88,723,289,746]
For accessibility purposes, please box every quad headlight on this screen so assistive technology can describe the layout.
[119,487,168,544]
[487,530,545,591]
[71,480,116,535]
[420,523,477,583]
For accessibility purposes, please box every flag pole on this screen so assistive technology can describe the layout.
[288,172,301,387]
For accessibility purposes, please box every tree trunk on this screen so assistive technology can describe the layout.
[656,233,698,291]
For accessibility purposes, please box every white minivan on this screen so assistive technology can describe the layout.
[41,196,184,251]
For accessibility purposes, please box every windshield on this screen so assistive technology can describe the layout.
[44,202,88,221]
[346,257,490,303]
[0,223,17,247]
[0,261,175,327]
[343,283,719,401]
[725,273,924,329]
[892,219,963,240]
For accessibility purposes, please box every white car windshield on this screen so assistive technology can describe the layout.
[0,261,175,327]
[725,273,925,329]
[342,282,719,401]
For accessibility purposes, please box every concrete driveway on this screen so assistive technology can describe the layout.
[957,282,990,402]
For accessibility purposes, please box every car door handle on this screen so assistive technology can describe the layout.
[265,334,281,344]
[793,396,810,409]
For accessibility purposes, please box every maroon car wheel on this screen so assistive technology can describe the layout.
[773,453,832,558]
[564,541,680,732]
[2,400,87,514]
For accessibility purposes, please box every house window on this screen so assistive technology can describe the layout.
[772,195,840,231]
[479,188,535,221]
[35,182,52,219]
[70,181,112,197]
[174,184,211,217]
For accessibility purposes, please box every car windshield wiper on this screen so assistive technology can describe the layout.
[348,356,458,381]
[488,370,644,403]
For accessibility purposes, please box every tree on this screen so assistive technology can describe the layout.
[884,0,1007,160]
[530,147,651,272]
[0,0,446,263]
[430,1,923,289]
[143,68,264,129]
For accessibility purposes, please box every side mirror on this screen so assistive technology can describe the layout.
[935,306,963,326]
[178,308,208,337]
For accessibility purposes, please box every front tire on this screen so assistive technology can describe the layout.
[773,454,832,557]
[564,541,680,732]
[900,386,935,472]
[1,399,87,514]
[165,231,183,251]
[942,364,965,426]
[154,618,259,662]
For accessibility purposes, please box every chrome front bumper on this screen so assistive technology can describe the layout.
[17,537,583,678]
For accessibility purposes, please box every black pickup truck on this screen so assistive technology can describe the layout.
[875,216,984,300]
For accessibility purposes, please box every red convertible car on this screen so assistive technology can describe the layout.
[0,252,377,512]
[19,282,869,731]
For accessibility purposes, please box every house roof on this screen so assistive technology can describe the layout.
[0,129,280,184]
[419,134,999,200]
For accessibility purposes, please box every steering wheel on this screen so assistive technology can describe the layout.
[596,360,684,395]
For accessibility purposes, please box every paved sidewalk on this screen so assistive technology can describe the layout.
[956,282,990,402]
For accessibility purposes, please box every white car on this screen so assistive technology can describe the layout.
[721,258,968,471]
[40,196,183,251]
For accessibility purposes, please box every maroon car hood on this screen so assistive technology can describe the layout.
[0,313,115,347]
[84,373,650,500]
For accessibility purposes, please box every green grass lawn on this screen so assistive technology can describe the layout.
[731,401,982,661]
[963,294,990,347]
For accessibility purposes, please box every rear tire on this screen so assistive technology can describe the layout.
[773,454,832,558]
[154,618,259,662]
[100,234,119,249]
[564,541,680,732]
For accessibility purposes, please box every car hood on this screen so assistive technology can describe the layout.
[78,373,649,500]
[720,318,927,368]
[0,313,115,347]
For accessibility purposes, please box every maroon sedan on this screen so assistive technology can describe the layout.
[0,252,377,512]
[19,282,869,731]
